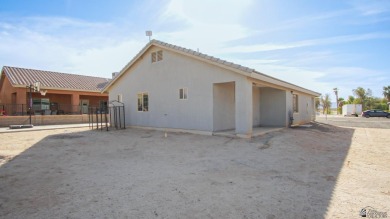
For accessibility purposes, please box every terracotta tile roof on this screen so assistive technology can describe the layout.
[2,66,110,92]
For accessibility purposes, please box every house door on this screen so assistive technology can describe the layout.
[80,99,89,114]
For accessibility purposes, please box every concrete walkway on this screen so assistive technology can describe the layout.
[213,127,284,138]
[0,123,89,133]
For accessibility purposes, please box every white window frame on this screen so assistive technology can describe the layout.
[179,88,188,100]
[151,50,163,63]
[137,92,149,112]
[293,94,299,113]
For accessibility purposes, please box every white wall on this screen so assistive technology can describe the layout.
[252,87,261,127]
[259,87,287,127]
[213,82,235,131]
[288,92,316,125]
[108,46,244,132]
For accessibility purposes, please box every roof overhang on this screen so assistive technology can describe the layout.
[12,84,104,93]
[102,40,321,97]
[250,71,321,97]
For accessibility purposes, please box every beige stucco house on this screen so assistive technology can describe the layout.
[103,40,320,137]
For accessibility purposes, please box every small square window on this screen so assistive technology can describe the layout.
[151,50,163,63]
[179,88,188,100]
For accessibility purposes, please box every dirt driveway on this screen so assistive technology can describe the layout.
[0,122,389,218]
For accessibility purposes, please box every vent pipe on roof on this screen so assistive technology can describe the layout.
[112,72,119,78]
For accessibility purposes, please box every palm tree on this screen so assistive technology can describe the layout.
[383,86,390,102]
[353,87,372,110]
[338,97,345,114]
[320,94,331,114]
[347,95,355,104]
[315,98,320,112]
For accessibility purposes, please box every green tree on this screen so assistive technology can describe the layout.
[338,97,345,114]
[352,87,372,110]
[320,94,332,114]
[383,86,390,102]
[315,98,320,112]
[347,95,355,104]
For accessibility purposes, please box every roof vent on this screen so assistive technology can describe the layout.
[112,72,119,78]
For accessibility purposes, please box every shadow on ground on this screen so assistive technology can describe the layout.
[0,123,354,218]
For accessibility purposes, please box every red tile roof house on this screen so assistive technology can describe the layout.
[0,66,109,126]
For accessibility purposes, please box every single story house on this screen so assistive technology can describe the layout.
[0,66,109,115]
[103,40,321,137]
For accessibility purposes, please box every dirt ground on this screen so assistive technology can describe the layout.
[0,120,389,218]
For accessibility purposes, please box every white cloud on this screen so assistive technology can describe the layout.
[221,32,390,53]
[157,0,254,54]
[349,0,390,16]
[0,0,388,100]
[0,16,147,77]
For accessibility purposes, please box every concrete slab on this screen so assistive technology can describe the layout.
[0,123,89,133]
[213,126,284,138]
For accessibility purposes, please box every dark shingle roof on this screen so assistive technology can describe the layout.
[2,66,110,92]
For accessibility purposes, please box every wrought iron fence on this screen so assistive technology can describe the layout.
[0,103,100,116]
[88,101,126,131]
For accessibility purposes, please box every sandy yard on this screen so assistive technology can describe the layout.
[0,121,389,218]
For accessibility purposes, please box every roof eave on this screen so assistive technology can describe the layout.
[250,72,321,97]
[102,41,253,93]
[12,84,104,93]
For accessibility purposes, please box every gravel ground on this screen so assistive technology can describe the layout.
[316,115,390,129]
[0,122,389,218]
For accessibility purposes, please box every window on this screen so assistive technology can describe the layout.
[157,50,163,61]
[179,88,188,100]
[99,100,108,109]
[32,98,50,111]
[293,94,298,113]
[137,93,149,112]
[151,50,163,63]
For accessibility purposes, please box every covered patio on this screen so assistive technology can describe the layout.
[212,79,290,137]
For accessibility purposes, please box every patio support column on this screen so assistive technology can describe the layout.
[71,94,80,106]
[235,79,253,138]
[16,88,27,105]
[71,94,80,114]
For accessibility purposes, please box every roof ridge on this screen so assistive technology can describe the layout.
[149,40,255,73]
[3,66,110,80]
[2,66,110,91]
[104,39,320,96]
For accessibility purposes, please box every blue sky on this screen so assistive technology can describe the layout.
[1,0,389,100]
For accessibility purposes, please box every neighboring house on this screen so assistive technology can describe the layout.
[103,40,321,137]
[0,66,109,115]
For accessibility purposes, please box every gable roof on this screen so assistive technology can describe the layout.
[1,66,110,92]
[103,40,320,96]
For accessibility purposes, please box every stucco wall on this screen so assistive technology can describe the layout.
[0,75,26,105]
[108,46,244,132]
[289,92,316,125]
[0,72,108,107]
[213,82,235,131]
[259,87,287,127]
[252,87,261,127]
[0,115,91,127]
